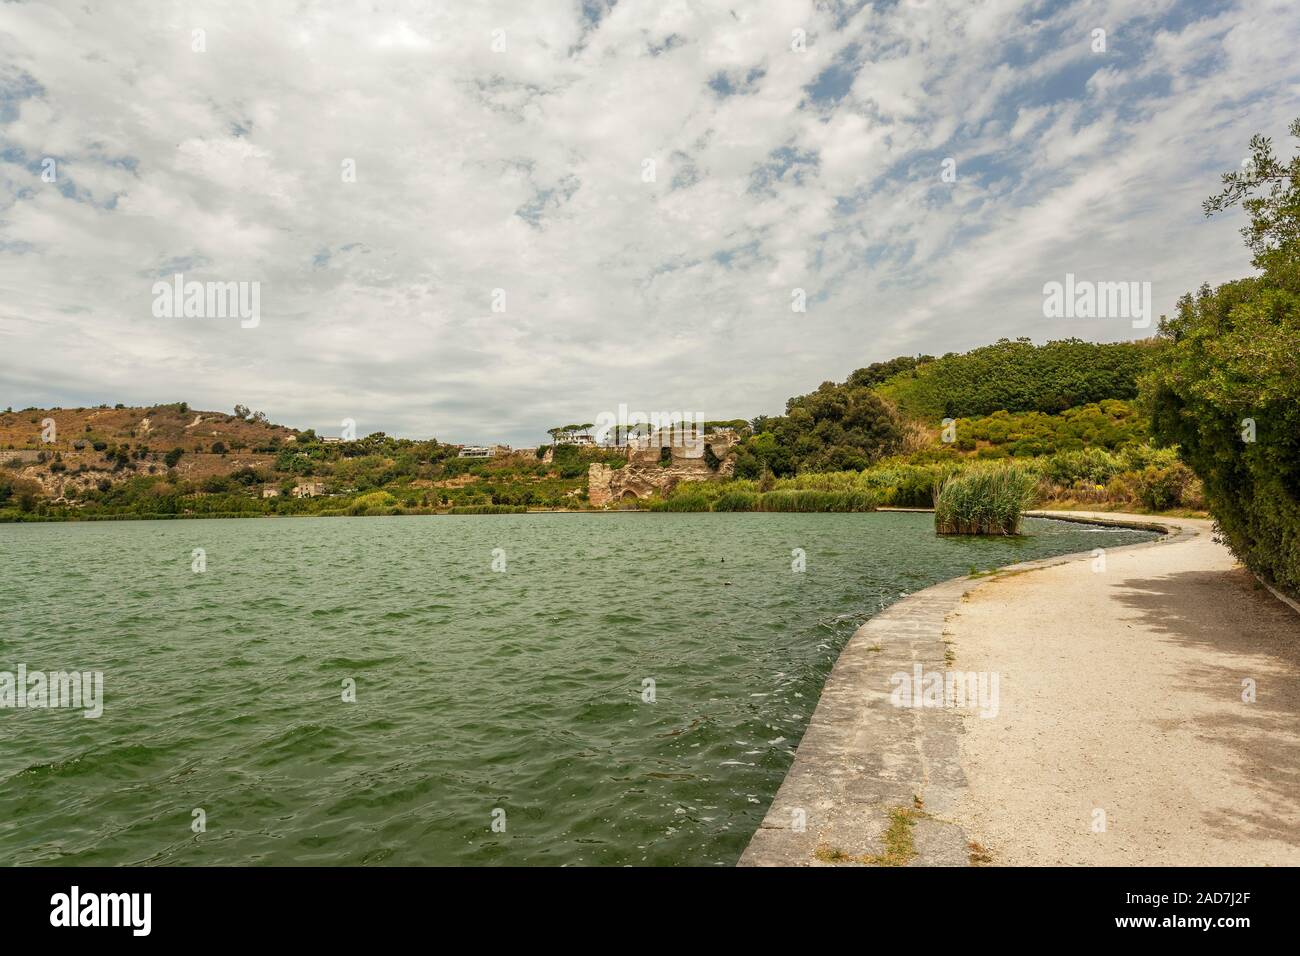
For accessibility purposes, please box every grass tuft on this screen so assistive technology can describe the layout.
[812,805,924,866]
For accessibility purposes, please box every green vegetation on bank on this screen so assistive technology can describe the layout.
[648,483,878,513]
[1143,118,1300,593]
[649,442,1203,517]
[0,394,1207,521]
[0,411,626,521]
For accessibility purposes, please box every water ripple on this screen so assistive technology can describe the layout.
[0,513,1155,865]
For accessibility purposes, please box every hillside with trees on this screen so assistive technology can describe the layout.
[17,187,1286,532]
[0,403,623,519]
[733,339,1162,479]
[873,337,1154,421]
[656,123,1300,545]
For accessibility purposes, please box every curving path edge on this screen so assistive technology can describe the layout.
[739,510,1300,866]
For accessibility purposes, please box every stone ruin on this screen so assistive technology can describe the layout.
[587,432,738,507]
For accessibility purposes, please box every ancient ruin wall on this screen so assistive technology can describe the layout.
[587,437,738,507]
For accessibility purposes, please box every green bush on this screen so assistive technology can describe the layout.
[1042,447,1124,486]
[1144,117,1300,592]
[1134,463,1197,512]
[949,401,1146,457]
[348,491,398,516]
[1103,463,1202,512]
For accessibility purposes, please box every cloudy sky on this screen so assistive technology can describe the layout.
[1,0,1297,445]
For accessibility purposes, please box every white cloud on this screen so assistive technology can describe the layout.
[0,0,1296,444]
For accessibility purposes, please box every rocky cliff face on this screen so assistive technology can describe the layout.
[588,436,737,506]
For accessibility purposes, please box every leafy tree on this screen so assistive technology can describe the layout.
[1203,118,1300,276]
[1145,117,1300,591]
[847,354,933,388]
[0,474,42,506]
[737,382,904,475]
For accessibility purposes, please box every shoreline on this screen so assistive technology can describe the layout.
[738,511,1216,867]
[1,504,1208,524]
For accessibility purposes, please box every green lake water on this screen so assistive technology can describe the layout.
[0,512,1156,866]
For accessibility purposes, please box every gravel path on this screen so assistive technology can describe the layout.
[951,512,1300,865]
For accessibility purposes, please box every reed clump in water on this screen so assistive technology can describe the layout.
[934,466,1039,535]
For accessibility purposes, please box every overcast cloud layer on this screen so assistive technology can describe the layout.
[1,0,1298,445]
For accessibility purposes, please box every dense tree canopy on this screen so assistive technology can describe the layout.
[846,354,933,388]
[1146,118,1300,592]
[734,337,1154,478]
[876,338,1154,420]
[735,381,904,477]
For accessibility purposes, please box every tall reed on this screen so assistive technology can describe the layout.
[933,466,1039,535]
[650,487,879,513]
[754,489,877,512]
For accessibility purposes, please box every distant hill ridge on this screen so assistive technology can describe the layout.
[870,337,1156,422]
[0,402,295,456]
[1,337,1162,513]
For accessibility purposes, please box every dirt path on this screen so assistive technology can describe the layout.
[951,512,1300,865]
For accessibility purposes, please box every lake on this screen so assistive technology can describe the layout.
[0,512,1156,865]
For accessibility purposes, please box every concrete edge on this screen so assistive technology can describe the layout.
[1252,573,1300,617]
[737,510,1205,868]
